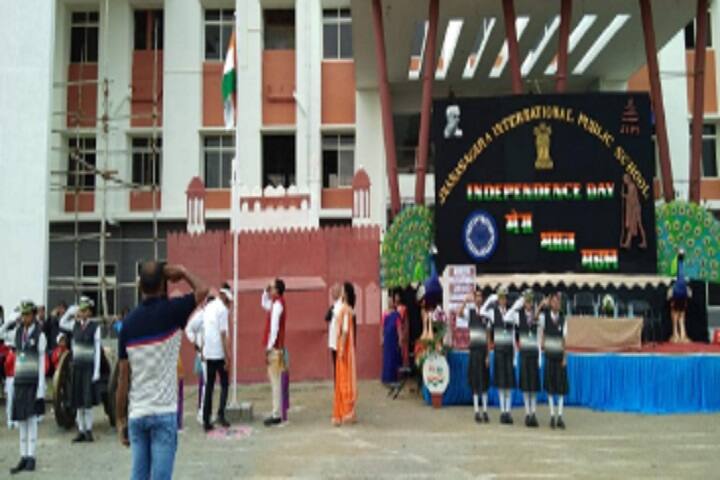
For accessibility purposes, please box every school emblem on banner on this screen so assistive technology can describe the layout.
[463,210,498,262]
[534,122,554,170]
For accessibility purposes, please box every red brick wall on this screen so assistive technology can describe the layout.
[167,226,382,383]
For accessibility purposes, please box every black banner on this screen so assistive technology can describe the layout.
[433,93,657,274]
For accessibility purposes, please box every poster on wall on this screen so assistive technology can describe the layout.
[433,93,657,274]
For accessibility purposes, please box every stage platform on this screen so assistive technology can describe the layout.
[422,344,720,414]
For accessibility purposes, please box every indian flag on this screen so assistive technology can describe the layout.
[222,30,237,129]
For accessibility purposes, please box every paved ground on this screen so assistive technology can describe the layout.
[1,380,719,479]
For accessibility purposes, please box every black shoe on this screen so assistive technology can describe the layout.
[218,417,231,428]
[499,413,507,424]
[483,412,490,423]
[263,417,282,427]
[550,416,556,429]
[529,414,539,428]
[525,415,531,427]
[72,432,87,443]
[203,423,215,432]
[506,413,514,425]
[10,458,27,475]
[85,431,94,442]
[474,412,482,424]
[557,416,566,430]
[24,458,35,472]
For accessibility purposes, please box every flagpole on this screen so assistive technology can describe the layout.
[230,0,241,408]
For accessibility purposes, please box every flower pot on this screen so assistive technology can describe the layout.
[431,393,443,409]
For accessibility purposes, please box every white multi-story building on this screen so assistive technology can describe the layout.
[2,0,719,316]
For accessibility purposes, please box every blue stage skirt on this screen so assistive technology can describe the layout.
[422,350,720,414]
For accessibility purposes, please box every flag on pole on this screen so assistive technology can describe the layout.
[222,30,237,129]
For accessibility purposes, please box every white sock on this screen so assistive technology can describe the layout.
[549,396,556,416]
[498,391,506,412]
[523,392,530,414]
[530,394,537,414]
[472,394,480,413]
[76,410,85,433]
[27,416,38,457]
[504,391,512,413]
[558,397,564,417]
[85,408,94,431]
[481,393,488,412]
[19,420,29,457]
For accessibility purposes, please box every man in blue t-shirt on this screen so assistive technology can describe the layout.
[116,262,208,480]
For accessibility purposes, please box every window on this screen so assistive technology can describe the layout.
[323,9,352,59]
[80,262,117,316]
[67,137,97,190]
[322,134,355,187]
[263,134,295,188]
[134,10,164,50]
[685,12,712,49]
[131,137,162,186]
[393,114,435,174]
[702,124,718,177]
[203,135,234,188]
[205,9,234,60]
[70,11,99,62]
[264,10,295,50]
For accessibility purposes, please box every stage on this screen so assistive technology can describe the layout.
[422,343,720,414]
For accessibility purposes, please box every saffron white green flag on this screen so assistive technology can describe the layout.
[222,30,237,129]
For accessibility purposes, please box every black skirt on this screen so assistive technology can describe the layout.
[12,383,45,421]
[544,355,568,395]
[71,362,99,409]
[468,345,489,393]
[493,348,515,389]
[519,350,540,392]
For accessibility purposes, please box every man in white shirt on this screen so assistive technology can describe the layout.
[326,284,342,382]
[261,279,287,427]
[185,300,209,426]
[186,284,233,431]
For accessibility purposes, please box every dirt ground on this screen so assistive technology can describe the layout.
[1,380,719,479]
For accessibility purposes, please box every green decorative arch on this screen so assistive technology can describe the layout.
[656,200,720,283]
[381,206,434,288]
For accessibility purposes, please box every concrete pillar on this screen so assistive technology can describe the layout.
[355,90,388,227]
[101,0,132,219]
[295,0,322,218]
[164,0,203,216]
[236,0,263,191]
[659,33,691,200]
[0,0,56,308]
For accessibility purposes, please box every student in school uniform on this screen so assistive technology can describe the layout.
[480,286,516,425]
[9,301,47,474]
[59,297,102,443]
[539,292,569,429]
[459,286,490,423]
[510,290,541,428]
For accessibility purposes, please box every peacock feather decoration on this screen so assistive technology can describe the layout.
[381,205,434,288]
[656,200,720,283]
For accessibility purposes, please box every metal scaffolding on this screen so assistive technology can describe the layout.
[48,4,163,321]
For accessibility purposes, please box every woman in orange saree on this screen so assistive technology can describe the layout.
[332,282,357,426]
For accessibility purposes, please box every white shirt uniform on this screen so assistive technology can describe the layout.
[188,298,228,361]
[261,291,284,351]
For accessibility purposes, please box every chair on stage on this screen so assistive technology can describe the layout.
[573,292,597,316]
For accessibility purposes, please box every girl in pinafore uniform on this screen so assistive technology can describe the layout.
[481,287,516,425]
[10,301,47,475]
[59,297,102,443]
[539,292,568,429]
[460,286,490,423]
[512,290,541,428]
